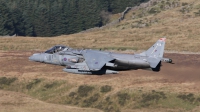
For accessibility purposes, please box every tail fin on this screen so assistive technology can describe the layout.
[140,38,166,68]
[144,38,166,58]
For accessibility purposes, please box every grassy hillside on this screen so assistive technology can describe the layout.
[0,90,102,112]
[0,0,200,52]
[1,76,200,112]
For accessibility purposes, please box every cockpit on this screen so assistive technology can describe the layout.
[44,45,68,54]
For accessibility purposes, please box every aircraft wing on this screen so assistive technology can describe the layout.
[82,50,114,71]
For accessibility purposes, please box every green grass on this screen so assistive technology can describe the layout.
[159,95,196,110]
[26,79,42,90]
[27,80,72,102]
[100,85,112,93]
[77,85,94,97]
[0,77,17,89]
[117,92,131,106]
[1,77,200,111]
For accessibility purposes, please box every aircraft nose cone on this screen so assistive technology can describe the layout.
[29,53,41,62]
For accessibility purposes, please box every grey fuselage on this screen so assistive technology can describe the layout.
[29,50,150,70]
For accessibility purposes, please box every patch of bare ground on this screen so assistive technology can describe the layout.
[0,90,102,112]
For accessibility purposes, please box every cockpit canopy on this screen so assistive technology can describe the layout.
[44,45,67,54]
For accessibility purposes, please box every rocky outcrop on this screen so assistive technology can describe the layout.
[80,0,182,33]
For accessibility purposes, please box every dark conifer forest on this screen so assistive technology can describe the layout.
[0,0,148,37]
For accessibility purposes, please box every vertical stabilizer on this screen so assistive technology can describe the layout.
[145,38,166,58]
[140,38,166,68]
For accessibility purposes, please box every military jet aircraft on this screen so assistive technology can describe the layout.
[29,38,173,74]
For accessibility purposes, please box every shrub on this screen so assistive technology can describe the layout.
[117,92,130,106]
[160,4,164,10]
[194,10,200,16]
[90,93,100,102]
[182,2,188,6]
[177,93,196,103]
[82,93,100,107]
[69,92,77,98]
[100,85,112,93]
[196,97,200,102]
[95,100,119,112]
[95,103,104,110]
[106,97,110,101]
[78,85,94,97]
[140,90,166,107]
[153,1,157,5]
[44,82,57,89]
[0,77,17,86]
[149,8,158,14]
[26,79,41,90]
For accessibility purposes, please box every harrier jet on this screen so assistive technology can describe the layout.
[29,38,172,74]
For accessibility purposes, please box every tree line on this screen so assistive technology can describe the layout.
[0,0,148,37]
